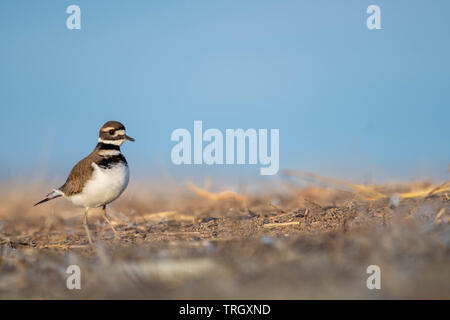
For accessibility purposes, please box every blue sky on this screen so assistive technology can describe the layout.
[0,0,449,182]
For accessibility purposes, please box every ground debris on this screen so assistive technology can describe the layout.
[0,181,449,299]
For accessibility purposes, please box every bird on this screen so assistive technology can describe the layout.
[34,121,135,244]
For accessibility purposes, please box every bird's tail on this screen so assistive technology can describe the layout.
[34,189,64,207]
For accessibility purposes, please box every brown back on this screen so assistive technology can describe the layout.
[59,151,103,196]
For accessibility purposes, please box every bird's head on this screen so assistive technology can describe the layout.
[98,121,135,146]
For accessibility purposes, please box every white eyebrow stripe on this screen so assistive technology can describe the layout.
[101,127,116,132]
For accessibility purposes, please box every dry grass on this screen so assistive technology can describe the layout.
[0,174,449,299]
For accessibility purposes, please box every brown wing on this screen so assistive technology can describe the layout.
[59,153,100,196]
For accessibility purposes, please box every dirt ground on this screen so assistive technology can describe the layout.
[0,173,449,299]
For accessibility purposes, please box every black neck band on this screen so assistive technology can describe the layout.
[97,143,120,151]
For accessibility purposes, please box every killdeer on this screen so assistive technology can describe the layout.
[34,121,135,244]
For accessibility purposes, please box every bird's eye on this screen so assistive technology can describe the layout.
[109,130,115,135]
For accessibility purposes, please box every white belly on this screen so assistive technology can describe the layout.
[68,162,129,208]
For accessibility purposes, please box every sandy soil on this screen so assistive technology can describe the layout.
[0,175,449,299]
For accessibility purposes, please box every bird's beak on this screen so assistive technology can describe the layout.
[125,135,135,142]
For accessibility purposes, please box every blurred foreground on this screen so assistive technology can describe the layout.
[0,173,449,299]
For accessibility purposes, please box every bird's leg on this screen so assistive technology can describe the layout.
[83,208,93,244]
[102,205,118,237]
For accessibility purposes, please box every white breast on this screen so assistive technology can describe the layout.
[68,162,130,208]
